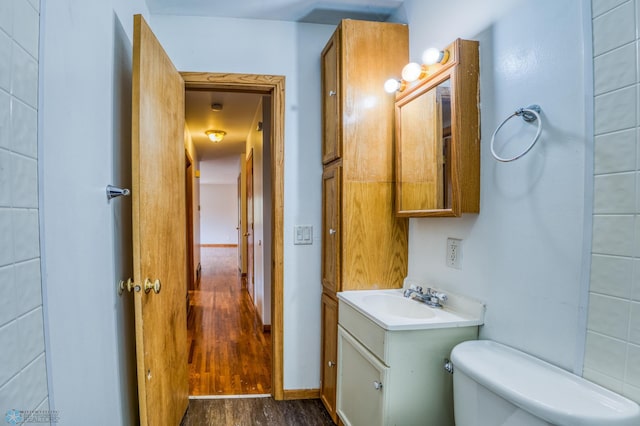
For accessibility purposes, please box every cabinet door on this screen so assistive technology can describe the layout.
[320,293,339,423]
[321,29,341,164]
[337,326,387,426]
[322,163,341,293]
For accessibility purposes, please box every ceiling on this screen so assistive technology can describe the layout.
[177,1,405,180]
[146,0,404,24]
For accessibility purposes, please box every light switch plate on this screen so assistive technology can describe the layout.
[294,225,313,245]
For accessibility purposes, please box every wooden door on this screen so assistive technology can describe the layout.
[246,151,255,301]
[321,29,341,164]
[131,14,189,426]
[320,293,339,423]
[237,173,242,274]
[321,162,341,293]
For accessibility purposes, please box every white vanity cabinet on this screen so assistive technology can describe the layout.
[336,299,479,426]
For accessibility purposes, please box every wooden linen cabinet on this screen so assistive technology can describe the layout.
[319,19,409,423]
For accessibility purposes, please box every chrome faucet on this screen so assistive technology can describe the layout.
[403,285,448,308]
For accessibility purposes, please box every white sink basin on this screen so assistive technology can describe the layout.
[361,294,436,319]
[338,289,484,331]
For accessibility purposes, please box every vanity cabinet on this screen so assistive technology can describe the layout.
[319,19,409,422]
[337,301,478,426]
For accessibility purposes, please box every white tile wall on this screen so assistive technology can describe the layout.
[0,0,48,418]
[589,0,640,404]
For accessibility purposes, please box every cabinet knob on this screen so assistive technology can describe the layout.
[373,381,383,390]
[329,228,337,235]
[328,90,337,97]
[327,361,335,368]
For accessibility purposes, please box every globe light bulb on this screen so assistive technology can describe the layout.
[422,48,444,65]
[401,62,423,82]
[384,78,401,93]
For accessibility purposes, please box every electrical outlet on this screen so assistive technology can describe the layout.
[446,238,462,269]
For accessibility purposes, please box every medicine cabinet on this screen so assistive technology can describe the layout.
[394,39,480,217]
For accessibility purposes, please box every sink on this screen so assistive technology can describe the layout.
[361,294,436,319]
[337,289,485,331]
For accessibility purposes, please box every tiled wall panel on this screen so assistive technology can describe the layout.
[587,0,640,404]
[0,0,49,420]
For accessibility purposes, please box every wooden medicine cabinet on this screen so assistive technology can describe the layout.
[395,39,480,217]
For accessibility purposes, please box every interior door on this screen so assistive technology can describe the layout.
[246,150,255,301]
[131,14,189,426]
[237,173,242,273]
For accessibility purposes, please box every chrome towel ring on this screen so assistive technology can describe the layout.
[490,105,542,162]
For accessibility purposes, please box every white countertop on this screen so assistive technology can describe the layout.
[337,288,485,331]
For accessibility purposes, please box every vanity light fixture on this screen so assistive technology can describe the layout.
[205,129,226,143]
[384,78,406,93]
[422,47,450,65]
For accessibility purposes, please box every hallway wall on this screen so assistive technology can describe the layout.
[0,0,49,417]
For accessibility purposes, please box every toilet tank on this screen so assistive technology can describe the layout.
[450,340,640,426]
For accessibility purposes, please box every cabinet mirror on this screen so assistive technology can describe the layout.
[394,38,480,217]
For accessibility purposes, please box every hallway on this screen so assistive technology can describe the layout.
[188,247,272,395]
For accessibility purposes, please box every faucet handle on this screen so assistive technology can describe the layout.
[432,292,448,303]
[409,284,423,293]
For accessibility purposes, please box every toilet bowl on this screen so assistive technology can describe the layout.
[450,340,640,426]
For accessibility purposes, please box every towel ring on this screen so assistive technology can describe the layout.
[490,105,542,162]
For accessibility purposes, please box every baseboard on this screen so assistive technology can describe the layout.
[202,244,238,248]
[282,389,320,400]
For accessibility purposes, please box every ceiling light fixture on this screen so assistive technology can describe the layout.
[205,130,226,143]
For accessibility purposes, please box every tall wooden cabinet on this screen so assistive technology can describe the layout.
[319,19,409,423]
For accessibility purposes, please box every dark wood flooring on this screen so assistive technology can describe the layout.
[181,397,334,426]
[188,247,272,395]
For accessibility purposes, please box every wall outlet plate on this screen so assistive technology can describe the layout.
[447,238,462,269]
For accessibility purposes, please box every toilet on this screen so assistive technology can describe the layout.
[450,340,640,426]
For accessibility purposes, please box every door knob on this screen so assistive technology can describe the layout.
[118,278,161,295]
[144,278,161,294]
[327,361,335,367]
[118,278,140,295]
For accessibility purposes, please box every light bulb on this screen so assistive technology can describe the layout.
[384,78,401,93]
[422,48,448,65]
[401,62,424,82]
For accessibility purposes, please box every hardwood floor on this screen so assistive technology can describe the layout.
[188,247,272,395]
[181,397,334,426]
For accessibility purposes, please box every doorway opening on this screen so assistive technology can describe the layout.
[181,73,285,399]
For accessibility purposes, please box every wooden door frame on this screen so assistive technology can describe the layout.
[185,150,195,292]
[181,72,285,400]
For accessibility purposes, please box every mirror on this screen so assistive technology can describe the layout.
[394,39,480,217]
[396,77,452,212]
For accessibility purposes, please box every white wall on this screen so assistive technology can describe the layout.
[394,0,592,372]
[40,0,148,424]
[586,0,640,403]
[0,0,49,418]
[200,183,238,244]
[150,15,333,390]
